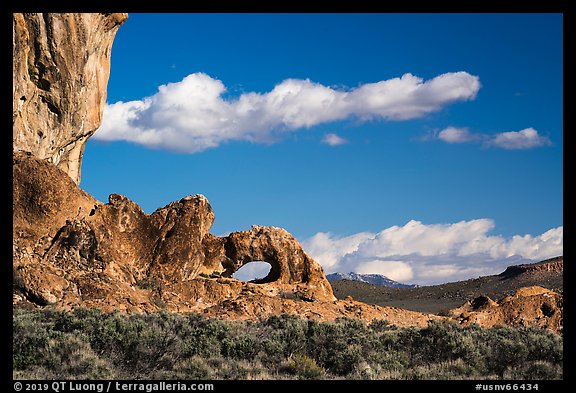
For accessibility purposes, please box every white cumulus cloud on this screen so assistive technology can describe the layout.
[489,127,552,149]
[433,126,552,150]
[301,220,563,285]
[94,71,480,152]
[303,231,375,270]
[322,133,348,146]
[437,126,478,143]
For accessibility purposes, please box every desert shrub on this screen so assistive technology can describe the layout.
[478,326,563,377]
[13,317,53,370]
[151,356,213,380]
[263,313,307,357]
[12,308,563,380]
[367,350,410,371]
[220,336,258,360]
[503,360,562,380]
[392,321,484,373]
[521,327,563,363]
[182,315,230,358]
[13,333,47,370]
[126,316,185,373]
[425,321,484,369]
[408,358,479,380]
[401,321,462,362]
[489,336,528,376]
[367,318,393,332]
[303,319,364,375]
[259,336,286,365]
[206,357,264,379]
[287,353,325,379]
[37,334,115,379]
[13,310,114,379]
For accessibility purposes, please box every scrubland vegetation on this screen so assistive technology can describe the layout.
[13,308,562,380]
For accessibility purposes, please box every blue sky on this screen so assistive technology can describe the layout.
[81,13,563,285]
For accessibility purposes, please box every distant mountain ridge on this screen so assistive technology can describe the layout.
[327,272,418,288]
[329,256,563,314]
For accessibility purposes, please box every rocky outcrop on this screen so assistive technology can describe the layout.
[13,152,101,242]
[13,152,337,312]
[12,152,443,327]
[500,256,563,277]
[12,152,563,330]
[13,13,127,184]
[12,12,347,322]
[448,286,563,333]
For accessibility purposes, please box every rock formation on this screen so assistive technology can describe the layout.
[12,13,562,332]
[16,149,562,331]
[13,151,442,327]
[13,150,334,301]
[13,13,127,184]
[500,256,563,277]
[448,286,563,333]
[12,12,364,324]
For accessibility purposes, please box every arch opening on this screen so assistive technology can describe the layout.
[233,261,277,284]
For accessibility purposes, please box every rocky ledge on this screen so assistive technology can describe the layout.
[500,256,563,277]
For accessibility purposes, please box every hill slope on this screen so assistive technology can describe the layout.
[330,256,563,314]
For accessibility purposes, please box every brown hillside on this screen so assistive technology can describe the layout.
[330,256,563,314]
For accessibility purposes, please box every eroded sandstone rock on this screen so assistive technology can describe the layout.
[13,153,336,316]
[13,13,127,184]
[13,152,100,251]
[11,12,409,323]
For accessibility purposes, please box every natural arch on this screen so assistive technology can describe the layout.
[201,225,336,300]
[232,261,275,283]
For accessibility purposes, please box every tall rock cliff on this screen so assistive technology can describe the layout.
[12,13,127,184]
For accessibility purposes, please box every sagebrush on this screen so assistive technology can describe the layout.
[13,308,563,380]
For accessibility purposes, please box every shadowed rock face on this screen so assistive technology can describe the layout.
[13,13,127,184]
[500,257,563,277]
